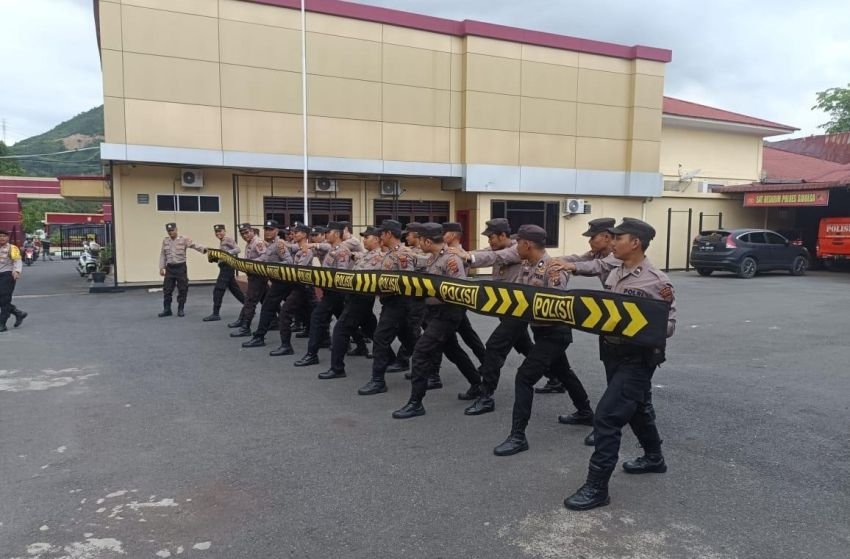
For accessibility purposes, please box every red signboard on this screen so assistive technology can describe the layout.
[743,190,830,207]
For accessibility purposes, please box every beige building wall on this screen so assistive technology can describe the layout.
[660,126,764,187]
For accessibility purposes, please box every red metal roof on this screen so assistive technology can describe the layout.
[663,97,796,132]
[714,148,850,193]
[768,133,850,165]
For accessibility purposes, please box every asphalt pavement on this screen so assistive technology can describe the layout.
[1,259,849,558]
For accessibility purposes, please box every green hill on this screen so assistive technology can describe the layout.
[8,105,104,177]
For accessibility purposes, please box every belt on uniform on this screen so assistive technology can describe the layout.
[166,262,186,267]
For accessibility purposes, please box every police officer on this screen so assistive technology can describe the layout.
[318,226,384,380]
[203,224,245,322]
[158,223,204,317]
[274,224,315,355]
[391,223,481,419]
[294,221,352,367]
[389,221,427,374]
[357,219,420,396]
[493,225,593,456]
[0,228,27,332]
[229,223,269,334]
[241,220,294,350]
[560,218,676,511]
[442,222,487,365]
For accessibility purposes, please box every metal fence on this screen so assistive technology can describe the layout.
[59,224,109,260]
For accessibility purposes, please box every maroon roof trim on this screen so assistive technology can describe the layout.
[663,96,796,132]
[57,175,108,181]
[714,182,849,193]
[246,0,672,62]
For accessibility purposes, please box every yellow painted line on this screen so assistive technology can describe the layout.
[601,299,622,332]
[401,275,412,296]
[422,278,436,296]
[512,290,528,317]
[581,297,603,329]
[355,272,363,290]
[482,286,498,312]
[621,302,648,337]
[496,288,512,315]
[412,276,423,297]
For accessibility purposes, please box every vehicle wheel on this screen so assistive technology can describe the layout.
[790,255,808,276]
[696,268,713,277]
[737,256,757,279]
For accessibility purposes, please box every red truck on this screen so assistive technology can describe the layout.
[817,217,850,269]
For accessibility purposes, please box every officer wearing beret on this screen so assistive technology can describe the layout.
[493,225,592,455]
[392,223,481,419]
[560,218,676,511]
[158,223,204,317]
[229,223,269,335]
[202,224,245,322]
[295,221,353,368]
[0,228,27,332]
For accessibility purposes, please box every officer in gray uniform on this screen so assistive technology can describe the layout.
[442,221,487,367]
[158,223,204,317]
[562,218,676,511]
[274,224,316,355]
[389,221,426,374]
[203,224,245,322]
[229,223,268,335]
[392,223,481,419]
[0,228,26,332]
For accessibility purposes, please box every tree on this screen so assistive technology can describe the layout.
[0,141,25,176]
[813,84,850,134]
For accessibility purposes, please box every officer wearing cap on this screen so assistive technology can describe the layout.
[0,228,27,332]
[294,221,353,369]
[492,225,593,455]
[262,224,315,355]
[561,218,676,511]
[319,226,384,380]
[387,221,428,374]
[229,223,269,336]
[339,221,365,254]
[310,225,327,246]
[202,224,245,322]
[240,220,295,351]
[158,223,204,317]
[391,223,481,419]
[357,219,422,396]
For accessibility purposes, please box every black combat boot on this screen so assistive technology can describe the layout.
[269,344,294,356]
[493,430,529,456]
[227,319,243,328]
[558,403,594,426]
[241,335,265,348]
[0,312,9,333]
[564,468,611,511]
[426,375,443,390]
[392,398,425,419]
[535,378,565,394]
[293,353,319,367]
[464,392,495,416]
[230,323,252,337]
[584,431,596,447]
[158,304,173,318]
[358,377,387,396]
[202,313,221,322]
[386,360,410,373]
[318,368,346,380]
[457,383,482,401]
[177,304,185,317]
[622,441,667,474]
[12,309,27,328]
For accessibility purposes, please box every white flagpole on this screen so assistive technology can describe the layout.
[301,0,309,225]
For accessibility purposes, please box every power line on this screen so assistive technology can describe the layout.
[0,146,99,159]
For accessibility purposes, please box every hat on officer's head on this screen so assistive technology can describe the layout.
[0,228,9,236]
[379,219,403,236]
[582,217,616,237]
[482,218,510,236]
[339,221,352,232]
[264,219,279,230]
[442,222,463,233]
[238,222,252,233]
[213,224,226,232]
[420,222,444,241]
[325,221,345,232]
[292,224,311,234]
[405,222,424,234]
[516,224,547,245]
[608,218,656,242]
[310,225,327,235]
[361,226,381,237]
[165,222,177,232]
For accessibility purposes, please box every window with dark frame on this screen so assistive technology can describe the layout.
[156,194,220,213]
[373,200,450,228]
[491,200,559,247]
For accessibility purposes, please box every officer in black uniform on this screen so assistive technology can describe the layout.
[203,224,245,322]
[562,218,676,511]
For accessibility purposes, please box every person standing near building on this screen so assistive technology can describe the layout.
[203,224,245,322]
[0,228,27,332]
[388,221,426,374]
[41,237,53,261]
[492,225,593,456]
[559,218,676,511]
[229,223,268,335]
[391,223,481,418]
[272,224,315,356]
[318,226,384,380]
[158,223,204,318]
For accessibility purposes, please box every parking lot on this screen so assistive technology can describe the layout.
[1,260,849,558]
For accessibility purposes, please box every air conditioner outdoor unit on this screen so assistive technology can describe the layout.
[696,181,713,193]
[562,198,586,215]
[181,169,203,188]
[314,178,338,193]
[380,180,400,197]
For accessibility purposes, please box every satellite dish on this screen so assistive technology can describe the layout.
[678,166,702,183]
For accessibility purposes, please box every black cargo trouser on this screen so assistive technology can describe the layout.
[510,325,588,434]
[162,263,188,306]
[307,290,346,354]
[372,296,419,381]
[457,313,487,362]
[395,298,425,364]
[0,271,19,323]
[410,305,480,402]
[240,276,268,325]
[212,263,245,313]
[279,286,312,345]
[330,294,377,373]
[479,317,534,395]
[590,341,663,473]
[254,280,291,337]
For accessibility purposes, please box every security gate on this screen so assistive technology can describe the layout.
[59,224,108,260]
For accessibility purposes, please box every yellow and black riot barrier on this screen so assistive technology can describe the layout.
[208,249,670,347]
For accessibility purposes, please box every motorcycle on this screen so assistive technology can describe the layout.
[76,247,98,277]
[24,247,35,266]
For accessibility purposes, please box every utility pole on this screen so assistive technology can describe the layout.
[1,119,6,144]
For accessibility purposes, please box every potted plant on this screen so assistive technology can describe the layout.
[92,244,113,283]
